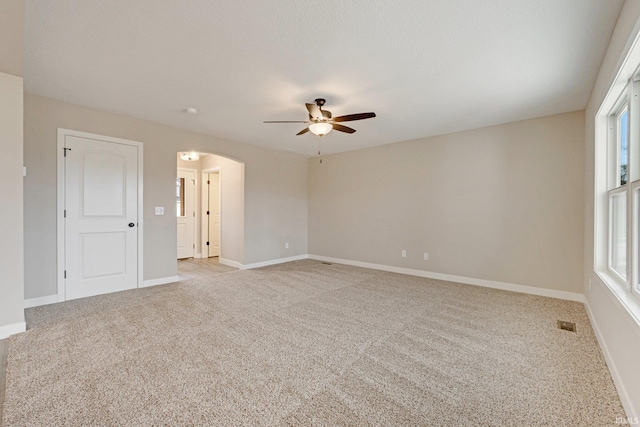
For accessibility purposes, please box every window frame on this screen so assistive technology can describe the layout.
[630,80,640,300]
[599,76,640,316]
[616,105,629,187]
[632,182,640,298]
[606,93,631,286]
[595,33,640,327]
[608,187,628,281]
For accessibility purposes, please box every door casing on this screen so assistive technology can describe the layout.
[57,128,144,302]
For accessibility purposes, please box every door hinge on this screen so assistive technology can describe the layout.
[206,211,210,215]
[193,244,195,249]
[63,147,71,157]
[207,180,210,185]
[193,212,195,217]
[64,209,66,218]
[206,241,210,246]
[64,270,67,278]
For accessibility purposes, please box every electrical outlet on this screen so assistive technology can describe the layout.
[424,252,428,260]
[401,250,406,258]
[285,242,289,249]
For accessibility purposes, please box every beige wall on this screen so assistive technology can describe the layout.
[584,0,640,417]
[24,94,308,299]
[0,72,25,333]
[0,0,25,78]
[0,0,25,339]
[0,0,24,336]
[309,110,585,293]
[176,153,245,263]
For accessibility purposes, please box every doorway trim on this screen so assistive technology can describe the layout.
[56,128,144,302]
[201,167,221,258]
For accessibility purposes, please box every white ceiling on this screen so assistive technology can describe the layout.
[24,0,623,156]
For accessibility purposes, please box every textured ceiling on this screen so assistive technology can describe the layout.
[24,0,623,156]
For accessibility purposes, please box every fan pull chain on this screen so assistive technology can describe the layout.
[318,141,323,164]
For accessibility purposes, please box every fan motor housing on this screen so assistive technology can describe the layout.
[309,110,332,121]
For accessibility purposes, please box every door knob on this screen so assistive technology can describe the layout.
[128,223,135,227]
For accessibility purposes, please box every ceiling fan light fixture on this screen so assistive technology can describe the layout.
[264,99,375,136]
[179,151,200,161]
[309,122,333,136]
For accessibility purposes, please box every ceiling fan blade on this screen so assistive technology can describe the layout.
[296,127,310,135]
[264,120,310,123]
[331,112,376,123]
[332,124,356,134]
[305,103,323,120]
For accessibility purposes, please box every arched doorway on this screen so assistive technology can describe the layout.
[176,151,245,276]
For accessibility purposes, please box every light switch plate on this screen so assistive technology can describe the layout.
[155,207,165,215]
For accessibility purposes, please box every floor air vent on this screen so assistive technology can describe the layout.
[557,320,577,332]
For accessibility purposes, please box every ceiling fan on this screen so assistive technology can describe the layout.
[264,98,376,137]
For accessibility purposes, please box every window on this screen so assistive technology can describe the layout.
[598,75,640,309]
[607,100,630,281]
[609,191,626,279]
[595,28,640,321]
[618,108,629,186]
[177,177,185,217]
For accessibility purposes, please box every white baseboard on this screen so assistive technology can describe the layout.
[309,255,585,303]
[585,299,635,418]
[241,254,309,270]
[24,295,59,308]
[140,276,179,288]
[584,299,636,419]
[218,258,243,269]
[0,321,26,339]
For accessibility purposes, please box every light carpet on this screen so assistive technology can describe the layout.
[2,260,625,426]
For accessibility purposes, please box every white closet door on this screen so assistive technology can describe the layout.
[64,135,138,300]
[177,169,196,259]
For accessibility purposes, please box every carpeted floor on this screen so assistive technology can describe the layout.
[2,260,625,426]
[177,257,237,280]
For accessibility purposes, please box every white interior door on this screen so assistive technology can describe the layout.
[208,172,220,257]
[177,169,196,259]
[64,135,139,300]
